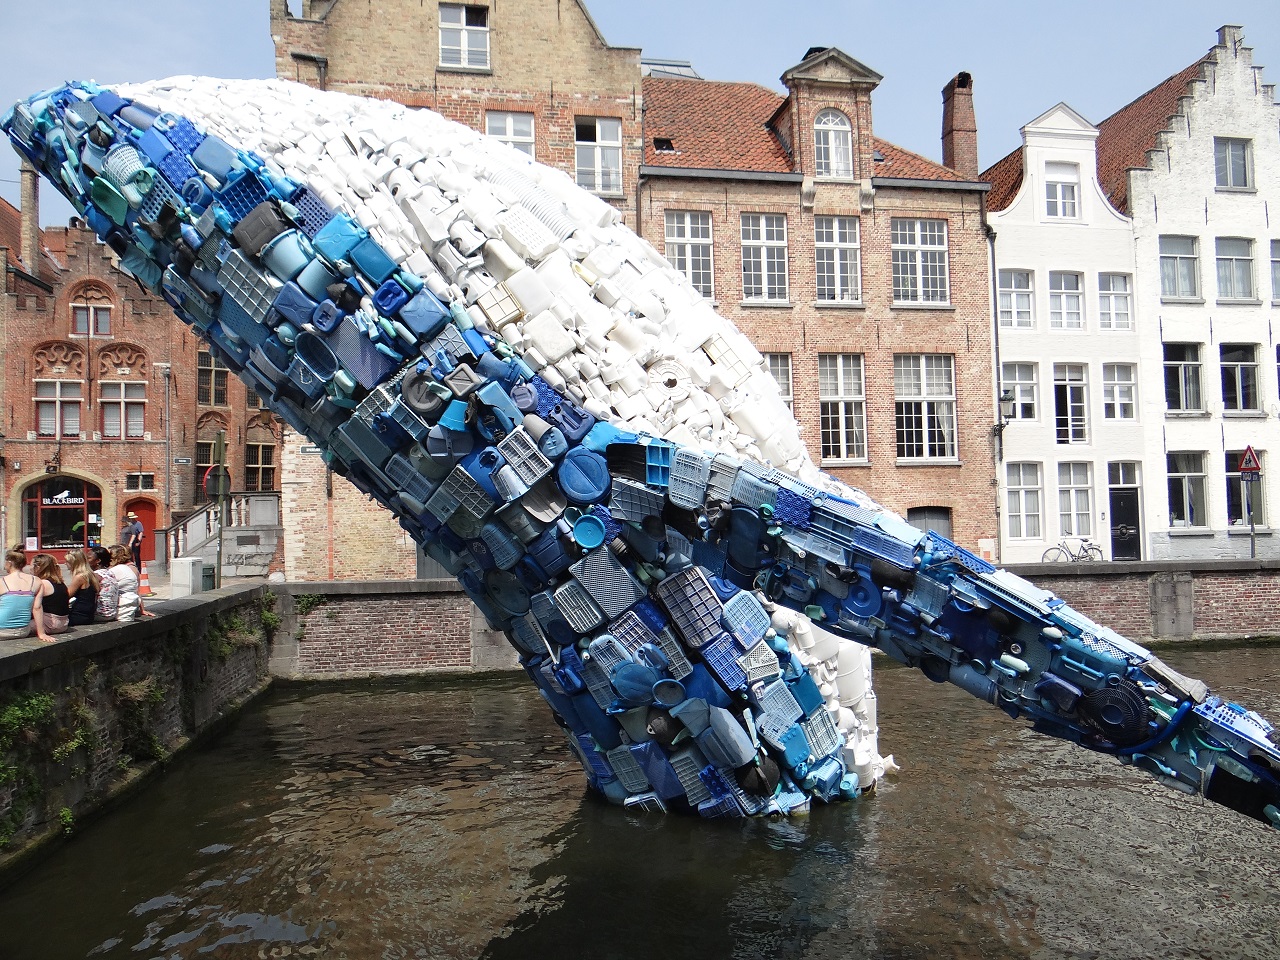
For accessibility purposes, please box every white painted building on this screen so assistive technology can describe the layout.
[985,25,1280,563]
[985,104,1141,563]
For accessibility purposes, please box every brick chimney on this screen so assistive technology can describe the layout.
[19,159,40,272]
[941,72,978,180]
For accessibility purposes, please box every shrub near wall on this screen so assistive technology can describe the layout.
[0,587,276,866]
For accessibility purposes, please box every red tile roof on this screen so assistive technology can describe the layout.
[643,76,975,185]
[979,144,1024,212]
[871,137,967,182]
[982,56,1209,216]
[1095,57,1208,214]
[643,76,792,172]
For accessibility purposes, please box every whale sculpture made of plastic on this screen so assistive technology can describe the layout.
[6,77,1278,826]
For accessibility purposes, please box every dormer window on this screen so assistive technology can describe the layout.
[814,109,853,179]
[653,137,675,153]
[1045,162,1079,218]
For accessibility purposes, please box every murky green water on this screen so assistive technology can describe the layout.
[1,647,1277,960]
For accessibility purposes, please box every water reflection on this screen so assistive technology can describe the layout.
[0,651,1276,960]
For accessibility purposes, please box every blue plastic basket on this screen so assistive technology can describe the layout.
[574,733,616,783]
[552,579,605,634]
[215,167,270,221]
[479,521,524,571]
[700,632,748,692]
[496,427,553,487]
[165,116,205,154]
[730,464,777,510]
[756,714,812,769]
[579,656,616,711]
[801,708,843,759]
[630,742,685,801]
[667,449,711,511]
[570,548,646,620]
[722,590,770,646]
[216,295,271,350]
[644,441,674,488]
[286,184,334,239]
[751,678,803,725]
[705,453,740,503]
[218,248,284,324]
[606,745,651,793]
[156,149,197,190]
[738,640,781,684]
[669,745,712,805]
[655,567,725,649]
[384,452,438,504]
[328,315,402,390]
[773,487,813,529]
[607,477,665,524]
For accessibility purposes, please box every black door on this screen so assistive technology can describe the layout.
[1109,488,1141,560]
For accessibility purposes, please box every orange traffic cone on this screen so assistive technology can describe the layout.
[138,561,153,597]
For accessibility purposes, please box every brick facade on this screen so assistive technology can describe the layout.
[0,190,281,561]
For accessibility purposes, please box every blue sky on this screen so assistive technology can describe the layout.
[3,0,1279,225]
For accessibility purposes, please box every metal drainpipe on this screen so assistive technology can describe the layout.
[985,208,1003,565]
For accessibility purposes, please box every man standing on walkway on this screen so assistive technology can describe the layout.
[122,511,143,570]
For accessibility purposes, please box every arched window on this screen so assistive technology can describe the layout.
[814,109,854,179]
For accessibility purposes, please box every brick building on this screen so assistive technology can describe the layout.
[269,0,998,578]
[984,25,1280,563]
[0,167,280,562]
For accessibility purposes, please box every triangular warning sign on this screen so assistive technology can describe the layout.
[1239,446,1262,472]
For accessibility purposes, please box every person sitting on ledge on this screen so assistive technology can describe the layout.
[92,546,120,623]
[65,549,100,628]
[0,549,55,643]
[31,553,70,636]
[106,545,155,621]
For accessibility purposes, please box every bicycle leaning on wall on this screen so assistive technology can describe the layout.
[1041,537,1105,563]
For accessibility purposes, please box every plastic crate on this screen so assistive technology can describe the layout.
[552,580,605,634]
[655,567,725,649]
[286,184,334,239]
[425,464,496,525]
[161,265,217,331]
[755,714,812,768]
[629,741,685,801]
[852,526,918,569]
[644,441,674,488]
[587,635,632,674]
[730,465,776,511]
[218,248,283,324]
[165,116,205,154]
[667,449,711,511]
[801,708,843,760]
[700,632,748,692]
[496,427,553,487]
[669,746,712,805]
[606,745,650,793]
[139,174,179,223]
[328,314,402,390]
[570,548,646,620]
[216,296,272,351]
[530,376,562,419]
[705,453,740,503]
[479,521,524,571]
[215,167,270,221]
[722,590,770,646]
[773,487,813,529]
[574,733,616,783]
[751,678,803,725]
[607,477,666,524]
[609,609,659,656]
[738,641,781,684]
[384,452,437,504]
[579,656,616,711]
[476,283,523,327]
[384,398,431,443]
[423,323,476,366]
[623,792,667,814]
[156,148,197,190]
[508,614,546,658]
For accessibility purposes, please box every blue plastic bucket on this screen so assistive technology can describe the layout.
[260,229,312,282]
[294,330,339,381]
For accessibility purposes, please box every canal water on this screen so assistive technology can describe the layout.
[1,647,1277,960]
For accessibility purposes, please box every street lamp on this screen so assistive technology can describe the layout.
[992,389,1016,461]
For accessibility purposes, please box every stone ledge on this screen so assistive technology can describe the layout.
[1008,558,1280,579]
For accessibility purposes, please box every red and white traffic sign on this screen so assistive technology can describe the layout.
[1239,445,1262,473]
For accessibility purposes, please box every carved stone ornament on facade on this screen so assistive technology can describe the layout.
[32,341,85,378]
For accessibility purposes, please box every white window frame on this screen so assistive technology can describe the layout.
[819,353,866,462]
[891,218,949,304]
[1044,162,1080,219]
[1226,450,1265,527]
[1163,343,1202,412]
[765,353,793,411]
[1053,363,1088,444]
[439,3,490,70]
[71,303,111,336]
[1102,363,1136,420]
[665,211,714,299]
[100,381,146,440]
[813,109,854,179]
[1220,343,1260,412]
[1160,236,1200,299]
[1214,137,1253,190]
[1002,362,1037,420]
[814,215,861,303]
[1215,237,1255,300]
[894,354,957,460]
[1167,452,1207,528]
[1271,240,1280,302]
[1057,462,1093,537]
[1048,271,1084,329]
[740,213,788,302]
[1006,462,1043,540]
[574,117,622,195]
[1098,273,1132,330]
[125,472,156,491]
[485,111,534,157]
[34,379,83,440]
[997,269,1034,328]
